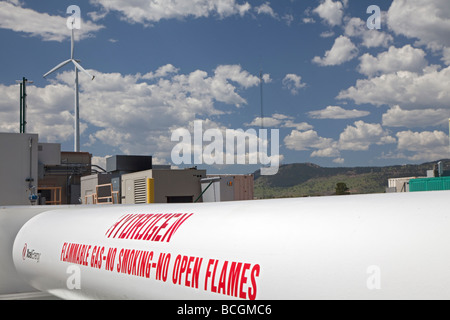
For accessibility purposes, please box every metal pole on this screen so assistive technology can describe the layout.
[22,77,27,133]
[19,83,23,133]
[260,71,264,130]
[75,67,80,152]
[194,181,214,203]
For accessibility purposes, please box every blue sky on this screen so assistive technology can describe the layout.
[1,0,449,174]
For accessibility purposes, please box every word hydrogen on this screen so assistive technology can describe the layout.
[171,121,280,176]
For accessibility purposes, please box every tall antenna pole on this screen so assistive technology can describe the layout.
[17,77,33,133]
[260,71,264,130]
[259,70,267,200]
[19,82,23,133]
[75,67,80,152]
[23,77,27,134]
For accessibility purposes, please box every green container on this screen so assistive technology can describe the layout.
[409,177,450,192]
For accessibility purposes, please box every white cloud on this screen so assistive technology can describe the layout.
[338,121,396,151]
[255,2,277,19]
[141,64,180,80]
[5,0,23,5]
[382,105,450,128]
[171,119,284,169]
[308,106,370,119]
[282,14,294,26]
[312,35,358,66]
[211,65,260,106]
[396,130,450,161]
[397,130,448,152]
[272,114,291,121]
[284,121,397,160]
[284,130,338,157]
[302,17,316,24]
[90,0,252,25]
[0,1,104,41]
[282,121,314,132]
[214,65,260,89]
[246,117,282,128]
[0,83,82,142]
[313,0,344,27]
[442,47,450,66]
[282,74,306,95]
[245,114,314,132]
[91,155,111,171]
[387,0,450,51]
[310,147,340,158]
[320,31,335,38]
[87,8,109,22]
[262,74,272,84]
[0,64,261,161]
[338,66,450,110]
[358,45,428,77]
[344,17,393,48]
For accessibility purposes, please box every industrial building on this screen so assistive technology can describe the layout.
[0,133,39,206]
[386,177,418,193]
[0,133,92,206]
[81,156,255,205]
[81,155,207,204]
[1,134,255,206]
[81,173,115,205]
[82,167,207,205]
[409,177,450,192]
[121,168,207,204]
[39,148,92,205]
[201,174,254,202]
[387,161,450,193]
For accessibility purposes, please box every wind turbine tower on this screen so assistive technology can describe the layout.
[43,21,95,152]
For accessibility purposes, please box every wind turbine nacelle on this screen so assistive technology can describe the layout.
[9,191,450,300]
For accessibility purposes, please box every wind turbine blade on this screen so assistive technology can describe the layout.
[71,28,74,59]
[43,59,72,78]
[72,60,95,80]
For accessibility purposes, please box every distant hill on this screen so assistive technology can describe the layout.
[254,160,450,199]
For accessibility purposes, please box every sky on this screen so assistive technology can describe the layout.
[0,0,450,174]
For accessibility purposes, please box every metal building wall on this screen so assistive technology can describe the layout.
[0,133,38,206]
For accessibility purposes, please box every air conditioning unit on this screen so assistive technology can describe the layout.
[121,172,154,205]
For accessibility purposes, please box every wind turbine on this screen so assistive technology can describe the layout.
[43,21,95,153]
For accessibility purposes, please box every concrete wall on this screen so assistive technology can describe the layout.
[0,133,39,206]
[38,143,61,166]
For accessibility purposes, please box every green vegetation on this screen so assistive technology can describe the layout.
[335,183,350,196]
[254,160,450,199]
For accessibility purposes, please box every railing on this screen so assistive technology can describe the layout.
[38,187,62,205]
[84,184,119,205]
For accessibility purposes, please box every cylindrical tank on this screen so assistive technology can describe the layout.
[12,191,450,300]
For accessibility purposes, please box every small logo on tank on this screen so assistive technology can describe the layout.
[22,243,27,260]
[22,243,41,263]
